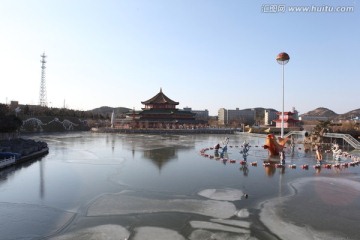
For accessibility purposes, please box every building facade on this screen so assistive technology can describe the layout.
[299,115,330,121]
[264,109,278,126]
[183,107,209,120]
[218,108,256,126]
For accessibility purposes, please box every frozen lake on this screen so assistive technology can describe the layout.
[1,132,360,240]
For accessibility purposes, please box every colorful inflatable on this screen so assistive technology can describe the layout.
[263,134,288,157]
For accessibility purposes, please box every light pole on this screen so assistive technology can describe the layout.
[276,52,290,138]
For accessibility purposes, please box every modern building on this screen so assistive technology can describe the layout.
[118,89,207,129]
[299,115,330,121]
[218,108,256,126]
[183,107,209,120]
[264,109,278,126]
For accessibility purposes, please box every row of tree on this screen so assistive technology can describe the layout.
[0,104,23,132]
[19,105,112,120]
[0,104,116,133]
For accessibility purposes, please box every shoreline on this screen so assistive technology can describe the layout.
[0,138,49,169]
[92,128,237,134]
[15,147,49,164]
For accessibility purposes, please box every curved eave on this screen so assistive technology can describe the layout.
[141,90,179,105]
[276,112,294,115]
[274,119,299,123]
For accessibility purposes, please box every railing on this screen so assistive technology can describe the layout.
[284,131,307,138]
[0,156,16,168]
[323,133,360,150]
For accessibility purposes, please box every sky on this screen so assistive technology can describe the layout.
[1,0,359,116]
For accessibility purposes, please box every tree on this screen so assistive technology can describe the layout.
[0,104,10,116]
[313,120,331,135]
[0,114,23,132]
[23,105,30,115]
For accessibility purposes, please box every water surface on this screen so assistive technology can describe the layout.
[0,132,359,239]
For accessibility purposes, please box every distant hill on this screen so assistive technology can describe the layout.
[301,107,360,121]
[334,108,360,120]
[89,106,131,115]
[301,107,338,118]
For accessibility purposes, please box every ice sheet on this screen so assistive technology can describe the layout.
[190,221,250,234]
[188,229,256,240]
[259,177,360,240]
[133,227,185,240]
[210,219,250,228]
[236,208,250,218]
[87,194,236,218]
[51,224,129,240]
[0,202,74,240]
[198,188,244,201]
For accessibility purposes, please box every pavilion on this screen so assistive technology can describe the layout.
[274,111,300,129]
[119,88,206,129]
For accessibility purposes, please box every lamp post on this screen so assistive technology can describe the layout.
[276,52,290,138]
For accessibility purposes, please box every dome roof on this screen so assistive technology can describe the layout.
[276,52,290,62]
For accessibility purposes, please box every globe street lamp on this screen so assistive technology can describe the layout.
[276,52,290,138]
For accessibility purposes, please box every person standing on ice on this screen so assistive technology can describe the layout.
[315,145,323,162]
[280,151,285,165]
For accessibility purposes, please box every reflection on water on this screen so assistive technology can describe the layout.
[0,132,360,239]
[143,147,177,170]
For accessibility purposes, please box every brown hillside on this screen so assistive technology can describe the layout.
[301,107,338,118]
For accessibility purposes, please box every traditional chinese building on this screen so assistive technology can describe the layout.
[119,88,206,129]
[274,109,300,128]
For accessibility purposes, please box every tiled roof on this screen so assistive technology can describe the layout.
[276,112,294,115]
[141,88,179,105]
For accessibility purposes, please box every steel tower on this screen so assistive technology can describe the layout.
[39,52,48,107]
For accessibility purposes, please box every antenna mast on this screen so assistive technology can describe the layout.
[39,52,48,107]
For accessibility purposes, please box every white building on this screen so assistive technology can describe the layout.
[183,107,209,120]
[264,109,278,126]
[218,108,255,126]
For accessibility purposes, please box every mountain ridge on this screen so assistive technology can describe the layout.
[301,107,360,120]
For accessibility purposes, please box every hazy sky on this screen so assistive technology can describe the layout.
[1,0,359,115]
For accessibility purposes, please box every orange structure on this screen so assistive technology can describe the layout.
[263,134,288,156]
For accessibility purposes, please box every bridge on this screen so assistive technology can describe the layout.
[284,131,360,150]
[323,133,360,150]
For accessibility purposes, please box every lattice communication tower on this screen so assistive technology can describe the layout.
[39,52,48,107]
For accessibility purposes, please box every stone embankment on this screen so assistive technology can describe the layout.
[0,138,48,168]
[93,128,236,134]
